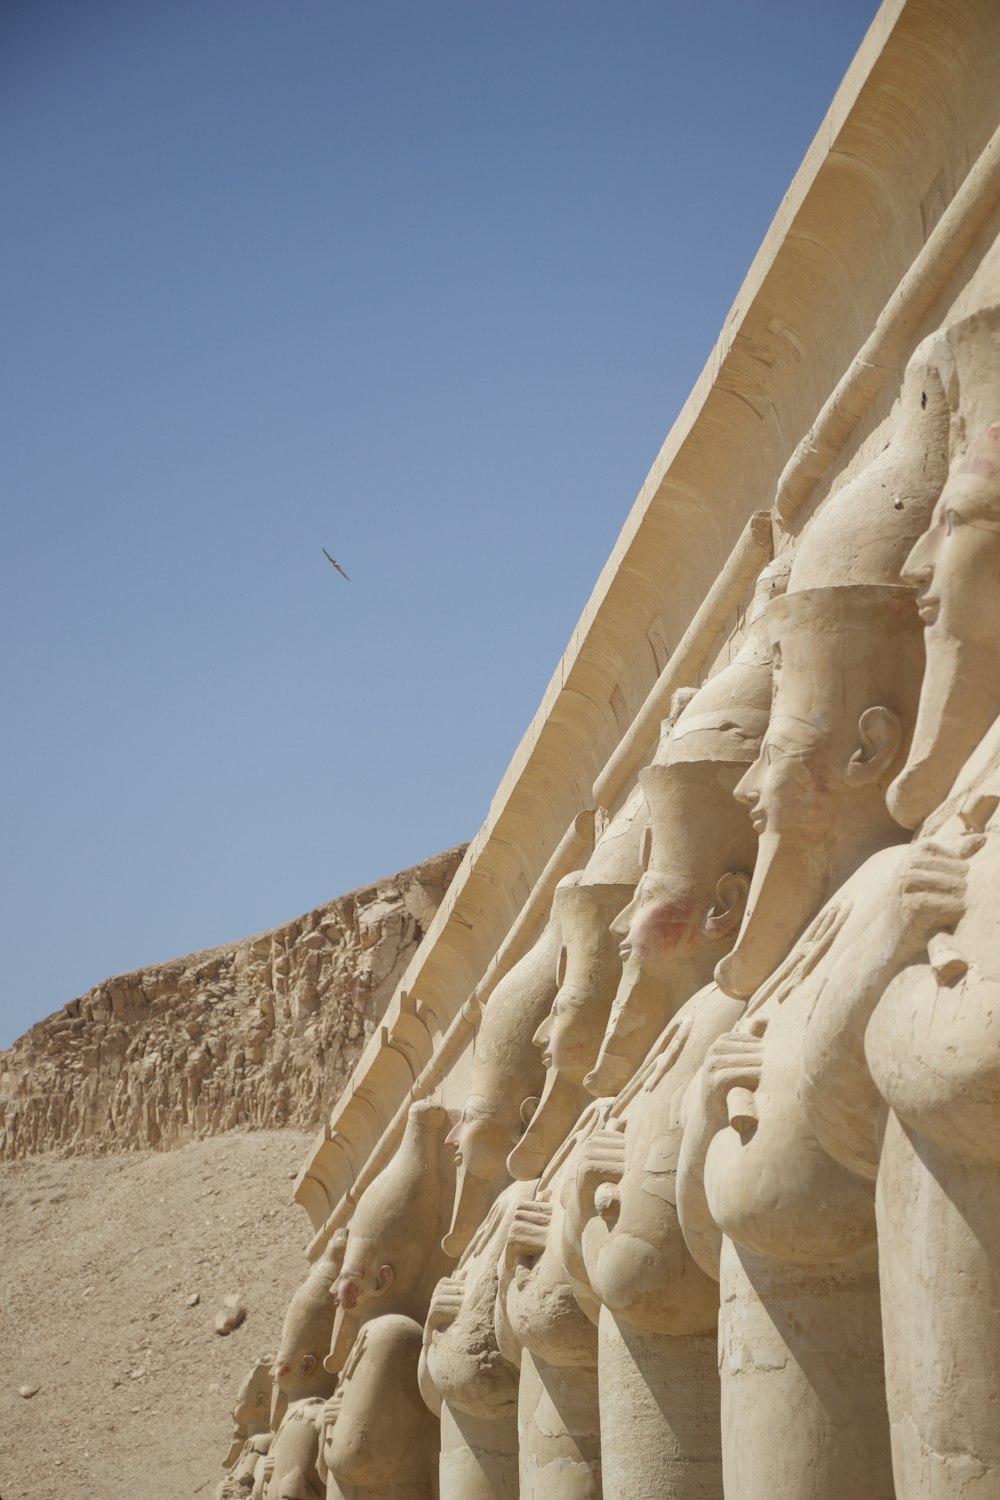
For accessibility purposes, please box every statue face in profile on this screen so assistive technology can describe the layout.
[532,981,596,1083]
[444,1094,513,1184]
[716,586,920,1001]
[527,879,632,1087]
[611,767,748,970]
[889,420,1000,829]
[903,433,1000,649]
[615,868,703,963]
[334,1238,395,1315]
[735,710,835,844]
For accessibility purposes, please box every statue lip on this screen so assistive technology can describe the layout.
[617,940,632,962]
[915,591,939,623]
[748,809,767,833]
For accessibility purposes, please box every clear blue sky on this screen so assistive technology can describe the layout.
[1,0,880,1049]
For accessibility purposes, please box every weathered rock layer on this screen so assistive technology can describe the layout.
[0,847,465,1160]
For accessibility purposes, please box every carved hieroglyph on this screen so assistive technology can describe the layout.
[675,335,951,1500]
[801,307,1000,1498]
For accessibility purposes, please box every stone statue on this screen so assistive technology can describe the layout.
[496,801,644,1500]
[255,1401,327,1500]
[319,1100,453,1500]
[564,627,773,1500]
[419,911,562,1500]
[216,1356,274,1499]
[801,306,1000,1497]
[254,1233,346,1500]
[675,334,950,1500]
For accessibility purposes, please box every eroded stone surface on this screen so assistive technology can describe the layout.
[0,847,465,1160]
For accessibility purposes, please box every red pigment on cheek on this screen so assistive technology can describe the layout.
[630,899,698,956]
[338,1277,362,1309]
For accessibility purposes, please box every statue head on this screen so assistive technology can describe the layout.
[889,307,1000,827]
[506,800,643,1179]
[586,635,771,1094]
[271,1232,345,1419]
[442,911,561,1257]
[329,1101,452,1363]
[223,1354,274,1469]
[714,336,949,999]
[717,584,924,998]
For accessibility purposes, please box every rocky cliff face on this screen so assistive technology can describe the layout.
[0,846,466,1160]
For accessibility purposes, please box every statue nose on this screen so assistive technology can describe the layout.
[734,761,760,807]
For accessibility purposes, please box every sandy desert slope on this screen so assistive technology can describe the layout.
[1,1129,316,1500]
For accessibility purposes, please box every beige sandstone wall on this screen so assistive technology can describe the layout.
[0,846,465,1160]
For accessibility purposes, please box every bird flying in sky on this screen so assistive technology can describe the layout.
[323,547,350,581]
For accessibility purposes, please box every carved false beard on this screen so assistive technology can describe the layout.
[441,1162,502,1260]
[506,1066,582,1182]
[714,830,830,1001]
[327,1303,360,1378]
[584,959,664,1097]
[888,633,1000,829]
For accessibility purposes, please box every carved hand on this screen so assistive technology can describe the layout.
[699,1023,766,1129]
[573,1125,626,1218]
[425,1276,465,1333]
[504,1198,553,1269]
[880,836,972,971]
[321,1391,344,1430]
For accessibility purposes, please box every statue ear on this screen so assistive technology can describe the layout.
[845,706,902,786]
[373,1264,394,1297]
[702,871,750,937]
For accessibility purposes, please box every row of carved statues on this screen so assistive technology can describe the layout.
[218,304,1000,1499]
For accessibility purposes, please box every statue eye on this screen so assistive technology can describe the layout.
[945,508,960,535]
